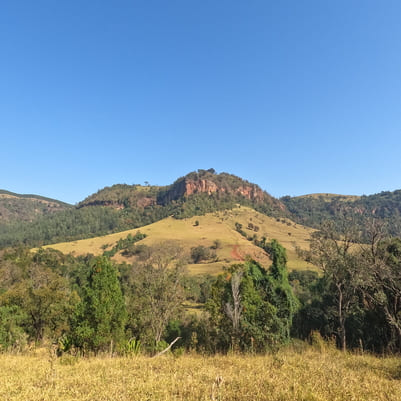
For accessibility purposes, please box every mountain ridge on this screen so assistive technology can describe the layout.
[1,169,401,249]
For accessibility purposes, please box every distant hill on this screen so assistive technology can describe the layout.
[78,169,285,216]
[42,207,315,274]
[0,190,71,224]
[281,190,401,237]
[0,170,287,248]
[2,170,401,249]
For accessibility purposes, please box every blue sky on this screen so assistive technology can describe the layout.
[1,1,401,204]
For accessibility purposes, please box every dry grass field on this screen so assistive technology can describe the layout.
[1,346,401,400]
[42,207,315,274]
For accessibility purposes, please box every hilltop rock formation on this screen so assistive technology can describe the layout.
[158,176,267,205]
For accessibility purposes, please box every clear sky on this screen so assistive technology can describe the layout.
[1,0,401,204]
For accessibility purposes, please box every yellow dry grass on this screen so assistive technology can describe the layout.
[296,193,361,202]
[1,348,401,400]
[42,207,316,274]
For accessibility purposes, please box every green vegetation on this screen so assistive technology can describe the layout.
[1,221,401,357]
[0,190,71,224]
[206,244,297,352]
[3,170,401,250]
[102,231,146,258]
[292,221,401,352]
[72,257,127,353]
[282,189,401,238]
[41,207,313,273]
[0,170,287,249]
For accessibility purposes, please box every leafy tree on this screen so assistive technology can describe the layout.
[72,256,126,353]
[206,243,298,352]
[190,245,214,263]
[0,305,27,351]
[0,249,78,342]
[266,240,299,340]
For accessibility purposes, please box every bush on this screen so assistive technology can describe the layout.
[191,246,212,263]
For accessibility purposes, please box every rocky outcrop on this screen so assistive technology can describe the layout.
[158,177,271,205]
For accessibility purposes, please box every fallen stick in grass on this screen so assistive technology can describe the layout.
[153,337,181,357]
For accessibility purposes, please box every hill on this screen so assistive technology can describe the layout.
[0,190,71,224]
[42,207,315,274]
[0,170,287,249]
[281,190,401,237]
[78,168,285,216]
[2,169,401,249]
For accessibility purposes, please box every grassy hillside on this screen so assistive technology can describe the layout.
[43,206,315,274]
[0,170,289,249]
[1,347,401,401]
[4,169,401,249]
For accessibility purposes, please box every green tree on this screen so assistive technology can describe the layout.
[206,243,298,352]
[266,239,299,341]
[299,222,362,351]
[191,245,213,263]
[358,225,401,351]
[0,249,78,342]
[73,256,127,353]
[0,305,27,351]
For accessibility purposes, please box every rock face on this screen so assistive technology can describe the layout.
[79,170,286,214]
[158,177,271,205]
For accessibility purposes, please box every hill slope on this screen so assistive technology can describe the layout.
[0,170,287,248]
[281,190,401,237]
[3,169,401,249]
[0,190,71,224]
[43,207,315,274]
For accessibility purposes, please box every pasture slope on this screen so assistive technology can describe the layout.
[42,206,315,274]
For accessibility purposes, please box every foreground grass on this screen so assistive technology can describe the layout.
[1,348,401,400]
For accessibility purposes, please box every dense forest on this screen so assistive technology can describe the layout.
[282,190,401,238]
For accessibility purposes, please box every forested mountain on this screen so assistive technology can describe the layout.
[281,190,401,238]
[0,190,71,224]
[0,170,287,248]
[2,169,401,249]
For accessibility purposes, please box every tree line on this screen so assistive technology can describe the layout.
[1,224,400,355]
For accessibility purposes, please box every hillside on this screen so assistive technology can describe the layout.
[78,169,285,216]
[281,190,401,238]
[0,170,288,248]
[3,169,401,249]
[0,190,71,224]
[42,207,315,274]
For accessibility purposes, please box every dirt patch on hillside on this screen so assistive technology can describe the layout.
[231,244,244,261]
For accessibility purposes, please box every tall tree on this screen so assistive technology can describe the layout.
[266,239,299,341]
[124,242,186,348]
[206,242,298,352]
[359,223,401,350]
[300,222,361,351]
[73,256,126,353]
[0,248,77,342]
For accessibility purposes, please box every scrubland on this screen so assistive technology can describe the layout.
[1,346,401,401]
